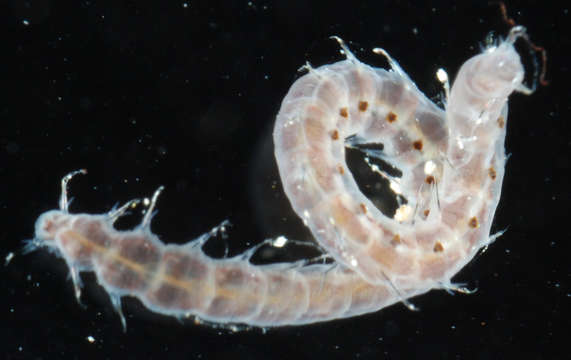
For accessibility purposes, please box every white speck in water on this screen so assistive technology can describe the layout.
[5,252,14,266]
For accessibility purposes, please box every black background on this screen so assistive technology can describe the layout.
[1,1,568,359]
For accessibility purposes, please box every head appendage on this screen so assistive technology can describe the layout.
[506,26,548,94]
[9,169,88,261]
[496,2,549,92]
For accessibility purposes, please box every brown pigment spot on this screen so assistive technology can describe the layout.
[337,165,344,175]
[339,107,348,118]
[433,242,444,252]
[425,175,435,184]
[488,167,497,180]
[360,203,367,214]
[391,234,401,246]
[497,116,505,128]
[386,112,397,123]
[469,216,479,228]
[358,101,368,111]
[413,140,423,151]
[331,129,339,140]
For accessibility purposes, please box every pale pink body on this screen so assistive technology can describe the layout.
[30,27,531,329]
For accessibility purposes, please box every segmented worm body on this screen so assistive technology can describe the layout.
[28,26,535,330]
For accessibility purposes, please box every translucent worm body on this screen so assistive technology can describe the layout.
[29,26,535,330]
